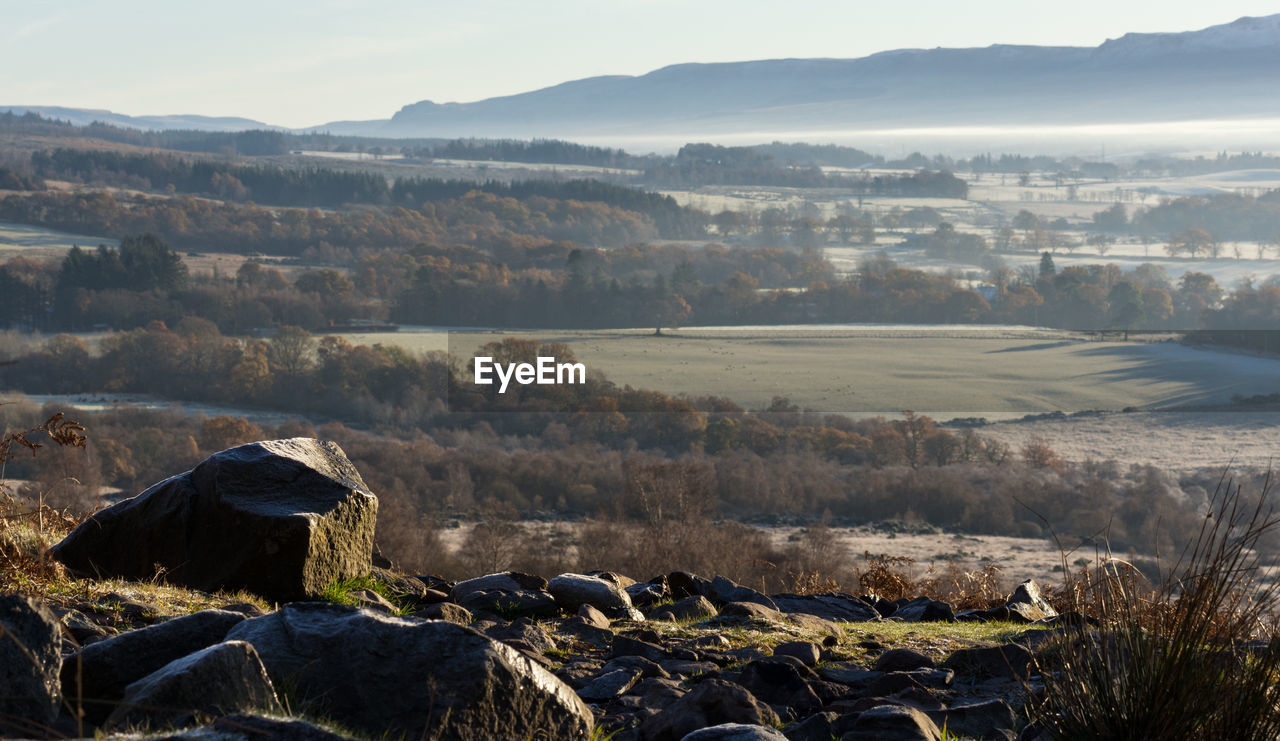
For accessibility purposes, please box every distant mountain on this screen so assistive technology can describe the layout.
[365,14,1280,139]
[7,15,1280,142]
[0,106,278,133]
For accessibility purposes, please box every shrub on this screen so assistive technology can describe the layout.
[1030,475,1280,739]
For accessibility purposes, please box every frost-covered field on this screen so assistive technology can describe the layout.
[973,410,1280,473]
[0,221,116,256]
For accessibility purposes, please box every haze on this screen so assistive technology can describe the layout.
[5,0,1280,128]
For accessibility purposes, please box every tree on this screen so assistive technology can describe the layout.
[1038,252,1057,279]
[269,325,317,375]
[1167,228,1214,258]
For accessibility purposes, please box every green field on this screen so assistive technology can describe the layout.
[339,326,1280,419]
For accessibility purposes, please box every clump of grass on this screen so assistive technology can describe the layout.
[318,575,409,614]
[1030,474,1280,739]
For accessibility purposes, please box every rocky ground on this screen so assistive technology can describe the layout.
[0,438,1071,740]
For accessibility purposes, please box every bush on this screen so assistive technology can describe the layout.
[1031,476,1280,739]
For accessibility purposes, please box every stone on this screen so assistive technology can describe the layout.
[603,655,670,679]
[815,663,882,691]
[452,572,548,600]
[680,723,788,740]
[640,678,780,741]
[667,571,714,600]
[484,617,557,656]
[226,602,592,740]
[1005,579,1057,623]
[924,699,1017,739]
[579,603,612,629]
[628,578,670,607]
[103,640,281,731]
[769,593,880,622]
[550,573,642,619]
[866,669,954,696]
[943,643,1034,680]
[843,704,942,741]
[613,634,671,662]
[736,658,822,718]
[62,608,247,724]
[773,641,820,667]
[452,572,558,618]
[50,439,378,601]
[0,595,62,734]
[349,588,398,613]
[634,676,688,711]
[874,648,934,673]
[720,601,784,621]
[889,597,956,622]
[56,608,115,644]
[369,566,428,600]
[205,712,359,740]
[578,668,642,702]
[709,577,778,610]
[652,595,718,623]
[412,601,473,626]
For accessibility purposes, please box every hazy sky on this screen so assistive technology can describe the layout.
[4,1,1279,128]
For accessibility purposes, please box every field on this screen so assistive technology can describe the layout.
[348,325,1280,417]
[0,221,116,258]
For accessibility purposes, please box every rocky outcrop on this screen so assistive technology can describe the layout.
[225,602,593,740]
[549,572,644,620]
[0,595,62,734]
[50,439,378,601]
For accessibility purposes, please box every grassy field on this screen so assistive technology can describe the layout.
[0,221,117,258]
[341,326,1280,419]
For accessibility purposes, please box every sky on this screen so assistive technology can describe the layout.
[4,1,1280,129]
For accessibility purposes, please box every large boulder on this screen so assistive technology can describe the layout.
[0,595,62,734]
[103,640,281,731]
[640,679,780,741]
[50,439,377,601]
[225,602,593,740]
[61,608,248,724]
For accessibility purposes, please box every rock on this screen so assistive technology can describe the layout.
[604,655,671,679]
[736,658,822,718]
[693,634,731,650]
[550,573,643,619]
[369,566,428,599]
[769,593,880,622]
[412,601,473,626]
[640,678,780,741]
[943,643,1034,680]
[843,704,942,740]
[578,603,612,629]
[633,676,688,711]
[773,641,820,667]
[103,640,281,731]
[226,602,592,740]
[205,712,360,739]
[349,588,398,613]
[613,634,671,662]
[782,613,844,642]
[815,663,882,691]
[0,595,62,734]
[667,571,714,600]
[721,601,784,621]
[874,648,934,673]
[924,699,1017,739]
[628,577,670,607]
[452,572,548,600]
[1005,579,1057,623]
[484,617,557,657]
[586,570,637,589]
[559,620,616,647]
[889,597,956,622]
[50,439,378,601]
[56,608,115,644]
[578,668,642,702]
[62,608,247,724]
[955,605,1013,622]
[866,669,954,696]
[652,595,718,623]
[680,723,788,740]
[709,577,778,610]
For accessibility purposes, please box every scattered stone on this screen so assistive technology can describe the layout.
[815,663,882,691]
[613,633,671,662]
[680,723,788,740]
[604,655,671,679]
[349,588,398,613]
[412,601,473,626]
[692,633,731,650]
[1005,580,1057,623]
[660,660,719,678]
[103,640,281,731]
[633,676,688,711]
[844,704,942,741]
[50,439,378,601]
[370,566,428,599]
[943,643,1034,680]
[667,571,714,600]
[550,573,643,619]
[62,608,247,724]
[736,657,822,718]
[866,668,954,696]
[924,699,1017,739]
[773,641,820,667]
[640,678,780,741]
[56,608,115,644]
[420,587,451,604]
[458,587,559,618]
[652,595,718,623]
[226,602,592,740]
[720,601,784,621]
[579,603,612,629]
[578,668,642,702]
[0,595,62,734]
[874,648,934,673]
[628,577,670,607]
[769,593,880,622]
[559,620,616,647]
[708,577,778,610]
[889,597,956,622]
